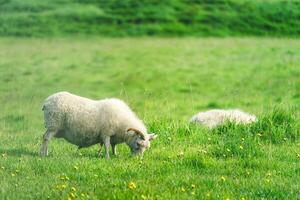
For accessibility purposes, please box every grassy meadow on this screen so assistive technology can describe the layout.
[0,37,300,199]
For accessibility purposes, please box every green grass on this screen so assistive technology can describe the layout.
[0,0,300,36]
[0,37,300,199]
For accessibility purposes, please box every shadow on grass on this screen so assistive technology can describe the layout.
[71,151,125,160]
[0,148,38,157]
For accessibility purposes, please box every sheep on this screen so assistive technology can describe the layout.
[40,92,157,159]
[189,109,256,129]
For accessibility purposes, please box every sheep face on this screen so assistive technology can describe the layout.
[127,128,157,156]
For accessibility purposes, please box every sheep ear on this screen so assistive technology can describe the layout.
[148,133,158,141]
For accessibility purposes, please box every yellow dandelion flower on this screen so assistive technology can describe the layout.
[181,187,186,192]
[70,193,75,198]
[178,151,184,157]
[199,149,207,154]
[141,194,147,200]
[297,153,300,158]
[67,197,72,200]
[128,182,137,190]
[241,197,246,200]
[71,187,76,192]
[191,191,195,195]
[61,184,67,189]
[226,197,230,200]
[221,176,226,181]
[239,145,244,150]
[191,184,196,189]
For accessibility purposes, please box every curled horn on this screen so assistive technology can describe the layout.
[127,128,145,140]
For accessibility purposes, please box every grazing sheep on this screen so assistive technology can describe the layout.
[190,109,256,129]
[40,92,157,159]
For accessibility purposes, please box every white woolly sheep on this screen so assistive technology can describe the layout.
[40,92,157,159]
[189,109,256,129]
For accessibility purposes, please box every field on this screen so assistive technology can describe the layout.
[0,37,300,199]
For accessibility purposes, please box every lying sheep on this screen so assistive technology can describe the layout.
[190,109,256,129]
[40,92,157,159]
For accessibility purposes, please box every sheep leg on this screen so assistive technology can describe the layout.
[97,143,103,157]
[103,136,111,159]
[40,129,56,156]
[112,144,117,156]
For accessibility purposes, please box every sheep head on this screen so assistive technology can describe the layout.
[126,128,158,156]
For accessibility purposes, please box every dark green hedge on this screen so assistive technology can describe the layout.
[0,0,299,36]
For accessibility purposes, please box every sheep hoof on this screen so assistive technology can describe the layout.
[40,151,48,157]
[40,146,48,157]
